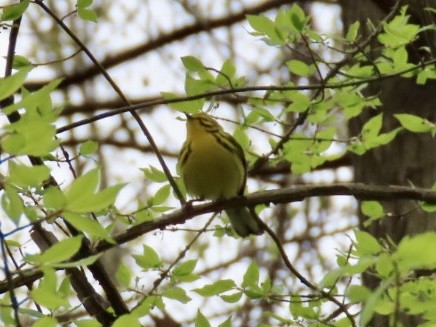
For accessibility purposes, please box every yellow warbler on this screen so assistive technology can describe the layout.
[179,112,263,237]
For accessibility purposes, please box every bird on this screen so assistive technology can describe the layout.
[178,112,263,237]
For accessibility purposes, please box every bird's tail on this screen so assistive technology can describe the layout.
[225,207,263,237]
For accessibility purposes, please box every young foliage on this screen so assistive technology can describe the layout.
[0,0,29,21]
[26,236,83,265]
[77,0,98,22]
[2,2,436,327]
[0,67,31,101]
[29,268,70,310]
[64,168,124,213]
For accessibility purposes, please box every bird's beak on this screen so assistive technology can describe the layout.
[184,112,192,120]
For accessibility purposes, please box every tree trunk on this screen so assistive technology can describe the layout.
[341,1,436,326]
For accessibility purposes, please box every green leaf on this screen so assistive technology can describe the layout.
[172,259,197,277]
[58,275,71,296]
[1,133,25,154]
[74,319,102,327]
[193,279,236,297]
[116,262,132,287]
[216,59,236,86]
[0,67,31,101]
[195,310,211,327]
[131,295,162,317]
[30,269,69,309]
[370,127,401,147]
[63,212,112,241]
[313,127,335,152]
[354,230,382,256]
[38,274,60,298]
[356,115,402,152]
[247,14,275,37]
[243,287,265,299]
[2,78,61,116]
[163,286,192,304]
[394,113,434,133]
[12,55,32,69]
[185,75,215,95]
[261,277,272,295]
[0,78,60,157]
[346,285,372,303]
[161,91,205,113]
[69,183,124,212]
[27,236,83,265]
[361,201,385,227]
[395,232,436,273]
[80,140,99,155]
[141,165,168,183]
[31,287,69,310]
[362,114,383,139]
[286,60,314,77]
[378,10,420,47]
[419,183,436,212]
[320,270,340,289]
[286,91,311,112]
[346,21,360,41]
[77,0,93,9]
[54,253,101,268]
[78,9,98,22]
[218,317,232,327]
[233,126,250,152]
[112,315,141,327]
[64,168,123,212]
[2,185,24,224]
[340,257,376,276]
[416,65,436,84]
[7,162,50,188]
[133,245,162,269]
[347,64,374,78]
[282,133,312,173]
[2,119,58,156]
[242,261,259,288]
[220,292,242,303]
[65,168,99,202]
[375,253,394,278]
[361,201,384,219]
[348,138,366,155]
[0,0,29,21]
[289,4,307,31]
[181,56,204,72]
[150,184,171,206]
[43,186,66,211]
[421,200,436,212]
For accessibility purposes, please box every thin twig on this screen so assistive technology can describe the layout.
[258,221,356,326]
[152,213,216,293]
[55,54,436,136]
[133,214,217,310]
[252,0,405,173]
[0,226,21,327]
[34,0,184,205]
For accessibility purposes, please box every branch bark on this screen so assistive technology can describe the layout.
[1,183,435,295]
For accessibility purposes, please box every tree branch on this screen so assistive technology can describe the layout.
[25,0,289,91]
[1,183,435,294]
[55,55,436,135]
